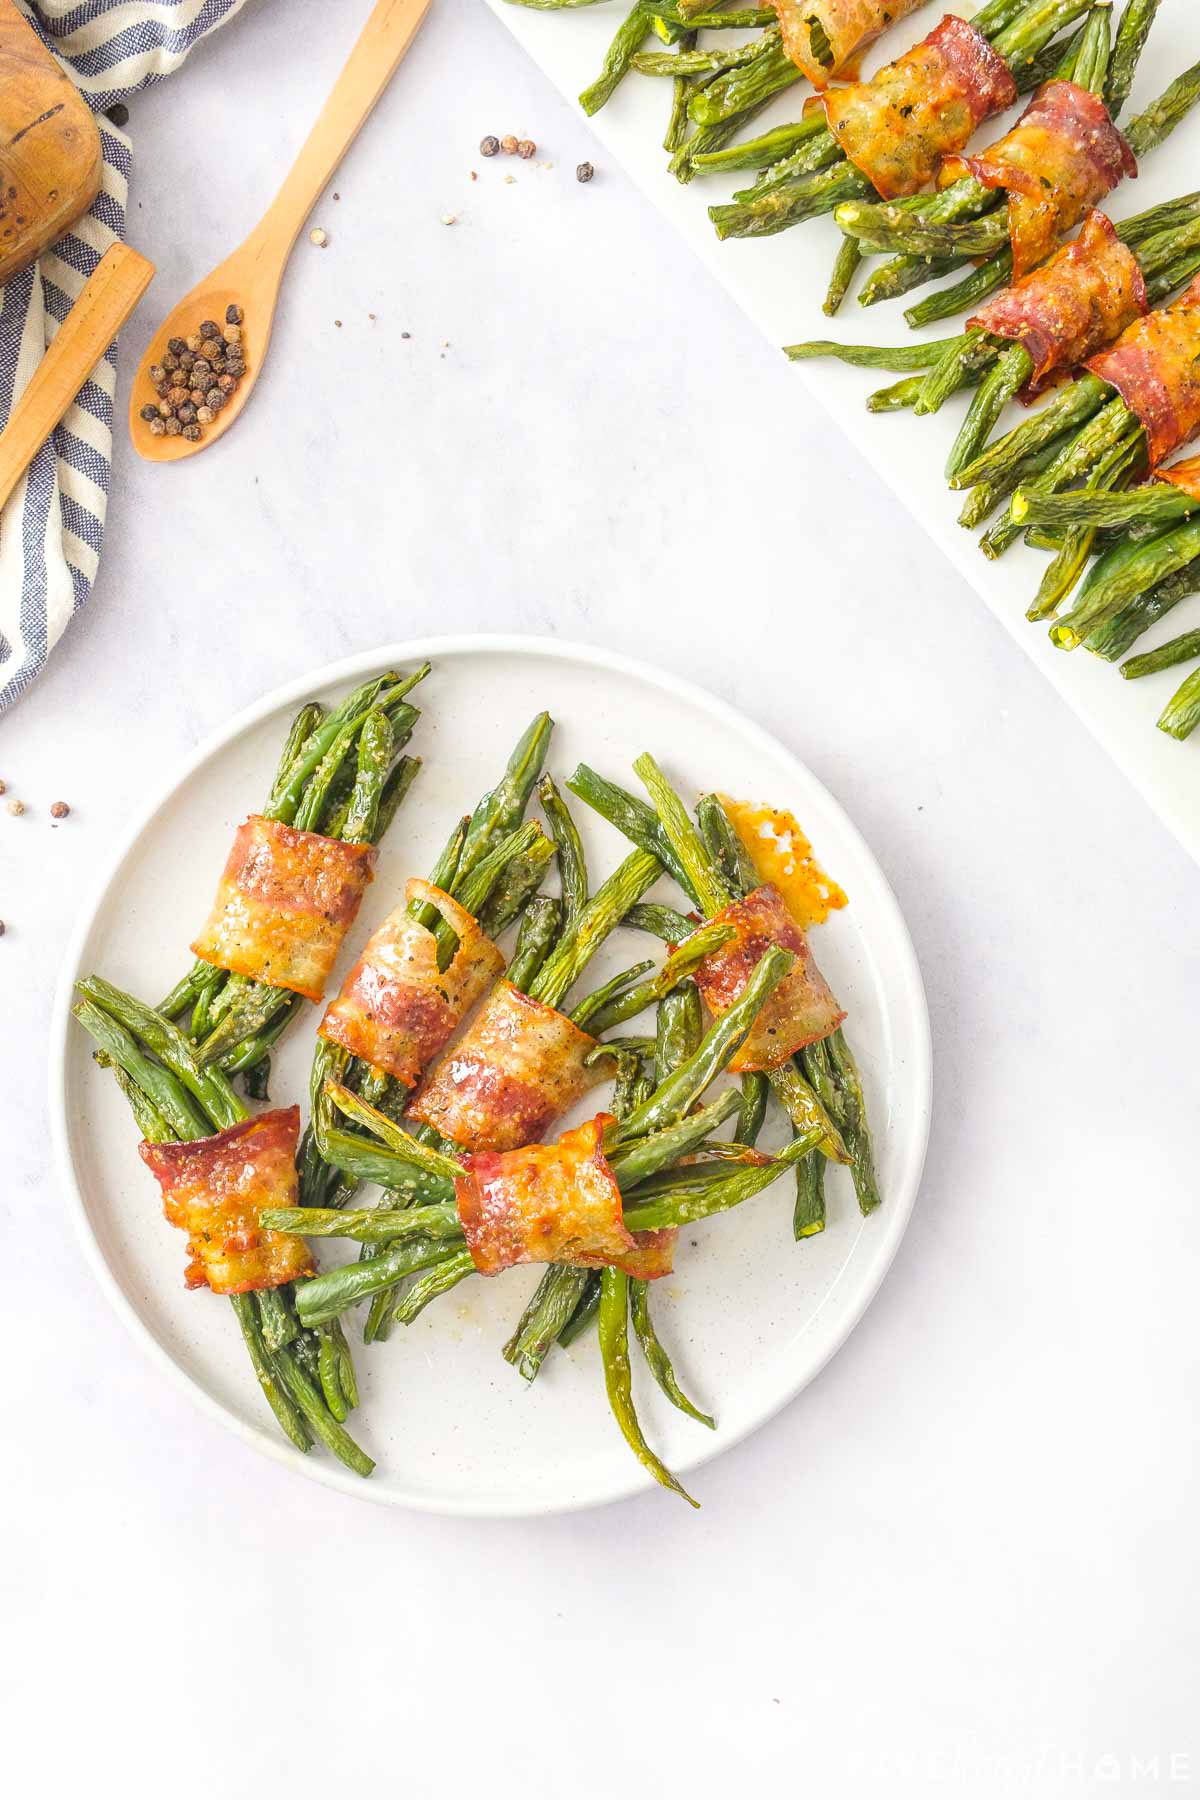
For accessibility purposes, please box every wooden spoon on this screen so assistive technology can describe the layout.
[129,0,431,463]
[0,243,154,513]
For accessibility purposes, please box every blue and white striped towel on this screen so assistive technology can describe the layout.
[0,0,254,712]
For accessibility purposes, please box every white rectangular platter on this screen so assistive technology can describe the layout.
[483,0,1200,862]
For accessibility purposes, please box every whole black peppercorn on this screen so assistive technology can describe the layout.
[199,320,220,341]
[148,417,166,437]
[517,139,536,159]
[50,800,70,819]
[139,403,159,422]
[182,422,202,442]
[167,336,186,356]
[164,416,183,435]
[576,161,594,183]
[178,403,197,424]
[161,351,179,373]
[105,102,129,128]
[480,135,500,157]
[225,303,243,326]
[191,360,211,381]
[179,351,195,372]
[148,363,166,384]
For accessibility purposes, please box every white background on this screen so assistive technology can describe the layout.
[3,0,1198,1792]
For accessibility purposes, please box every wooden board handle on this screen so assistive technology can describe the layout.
[257,0,432,264]
[0,242,154,514]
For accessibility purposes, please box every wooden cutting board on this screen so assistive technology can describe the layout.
[0,0,101,286]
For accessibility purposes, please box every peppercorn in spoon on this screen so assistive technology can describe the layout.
[129,0,430,462]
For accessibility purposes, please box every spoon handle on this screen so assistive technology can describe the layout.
[0,242,154,513]
[256,0,432,265]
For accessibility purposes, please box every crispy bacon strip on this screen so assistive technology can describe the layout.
[1156,454,1200,503]
[821,15,1016,201]
[1087,276,1200,470]
[970,211,1148,398]
[455,1114,676,1280]
[690,885,844,1072]
[941,82,1135,281]
[771,0,925,89]
[191,815,375,1002]
[409,979,605,1152]
[138,1106,314,1295]
[318,879,504,1087]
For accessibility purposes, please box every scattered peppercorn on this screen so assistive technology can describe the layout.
[480,135,500,157]
[0,780,6,794]
[7,798,25,816]
[226,303,243,326]
[310,226,329,247]
[441,213,457,226]
[576,161,594,183]
[0,920,5,937]
[106,102,129,128]
[401,330,411,339]
[517,139,536,159]
[50,801,70,819]
[500,135,519,155]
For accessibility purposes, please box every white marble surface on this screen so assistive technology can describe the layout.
[3,0,1198,1792]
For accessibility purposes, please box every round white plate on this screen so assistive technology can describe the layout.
[51,636,931,1514]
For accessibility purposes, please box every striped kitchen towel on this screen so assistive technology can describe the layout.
[0,0,256,712]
